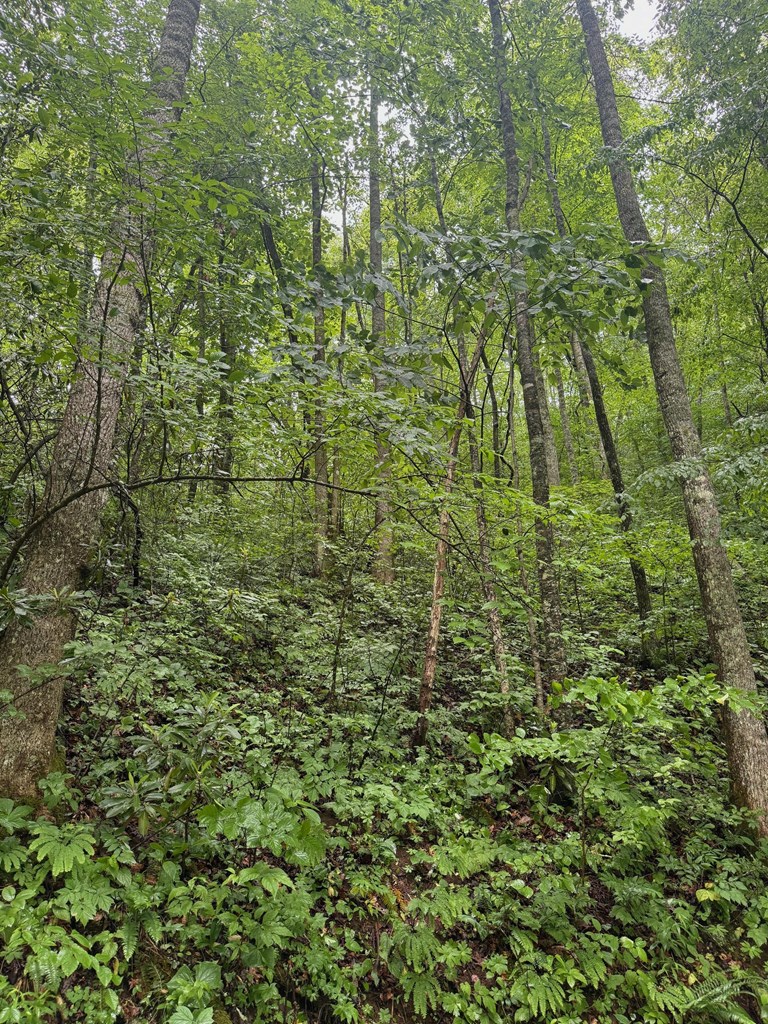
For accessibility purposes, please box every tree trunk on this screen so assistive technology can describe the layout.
[487,0,566,685]
[554,365,579,485]
[369,84,394,584]
[581,341,654,658]
[413,331,488,746]
[460,351,512,733]
[213,237,235,492]
[311,158,329,574]
[577,0,768,828]
[0,0,201,801]
[187,258,206,504]
[533,349,560,487]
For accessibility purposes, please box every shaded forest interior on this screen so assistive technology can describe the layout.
[1,0,768,1021]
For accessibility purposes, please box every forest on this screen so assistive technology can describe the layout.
[1,0,768,1020]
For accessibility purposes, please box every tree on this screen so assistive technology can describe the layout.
[576,0,768,829]
[0,0,201,800]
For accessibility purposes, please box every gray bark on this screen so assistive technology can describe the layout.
[577,0,768,828]
[0,0,201,801]
[369,85,394,584]
[488,0,566,684]
[311,158,329,574]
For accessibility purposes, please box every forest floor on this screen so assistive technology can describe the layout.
[2,558,768,1024]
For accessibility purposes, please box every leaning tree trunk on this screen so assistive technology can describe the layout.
[577,0,768,828]
[538,89,652,648]
[0,0,201,801]
[487,0,566,685]
[580,341,654,660]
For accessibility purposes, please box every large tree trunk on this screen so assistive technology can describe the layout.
[577,0,768,828]
[487,0,566,685]
[369,84,394,584]
[0,0,201,801]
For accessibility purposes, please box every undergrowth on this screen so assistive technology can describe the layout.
[1,532,768,1023]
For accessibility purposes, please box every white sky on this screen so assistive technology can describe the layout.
[618,0,658,39]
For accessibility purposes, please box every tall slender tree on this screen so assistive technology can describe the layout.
[576,0,768,827]
[487,0,566,685]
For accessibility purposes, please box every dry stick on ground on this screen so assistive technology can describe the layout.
[577,0,768,829]
[0,0,202,801]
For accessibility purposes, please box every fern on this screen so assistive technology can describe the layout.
[118,918,140,961]
[401,971,441,1017]
[393,922,442,971]
[681,976,756,1023]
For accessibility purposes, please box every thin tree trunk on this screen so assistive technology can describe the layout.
[538,98,608,480]
[0,0,201,801]
[413,331,488,746]
[581,341,654,659]
[480,350,503,480]
[554,365,579,485]
[213,237,235,492]
[577,0,768,828]
[188,258,206,503]
[533,349,560,487]
[460,349,511,732]
[369,84,394,584]
[487,0,565,685]
[311,158,329,574]
[509,360,545,713]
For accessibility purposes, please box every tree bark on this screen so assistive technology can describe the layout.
[0,0,201,801]
[369,84,394,584]
[413,331,488,746]
[213,236,235,492]
[577,0,768,828]
[311,158,329,574]
[460,351,512,733]
[554,365,579,485]
[581,341,654,658]
[532,349,560,487]
[487,0,566,685]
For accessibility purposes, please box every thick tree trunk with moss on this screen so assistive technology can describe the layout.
[0,0,201,801]
[487,0,565,685]
[577,0,768,828]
